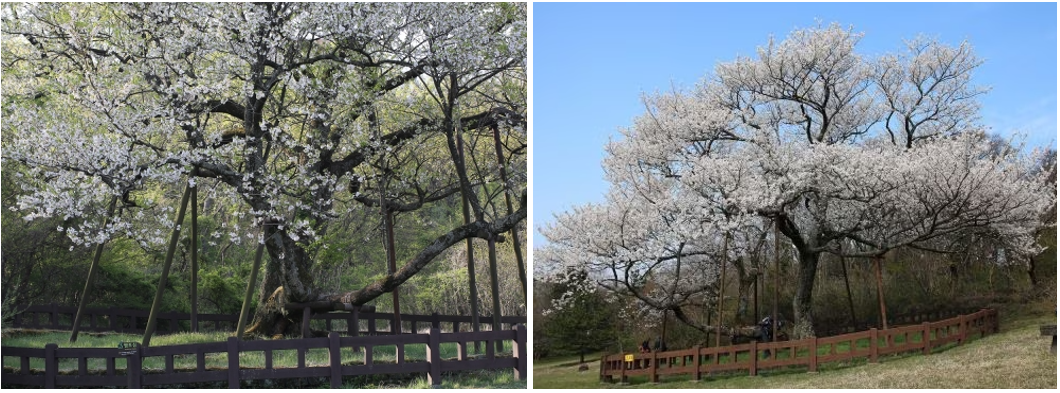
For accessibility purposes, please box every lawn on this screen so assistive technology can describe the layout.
[533,304,1056,389]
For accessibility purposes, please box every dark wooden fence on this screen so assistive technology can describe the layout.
[600,308,998,384]
[2,325,527,388]
[11,304,525,336]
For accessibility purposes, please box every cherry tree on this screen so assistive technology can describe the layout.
[2,2,526,336]
[540,23,1054,337]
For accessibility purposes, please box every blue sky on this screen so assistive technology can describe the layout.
[531,2,1058,249]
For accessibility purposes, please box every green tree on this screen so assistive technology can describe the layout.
[543,268,615,363]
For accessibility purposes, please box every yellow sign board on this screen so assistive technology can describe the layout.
[624,354,634,362]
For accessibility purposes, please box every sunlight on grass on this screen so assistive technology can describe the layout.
[533,311,1056,389]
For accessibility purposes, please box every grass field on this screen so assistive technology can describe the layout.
[1,330,524,389]
[533,303,1056,389]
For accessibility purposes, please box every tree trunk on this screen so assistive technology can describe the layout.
[245,224,318,338]
[244,194,527,339]
[791,249,820,338]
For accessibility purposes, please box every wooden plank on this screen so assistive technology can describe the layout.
[54,374,128,387]
[142,370,228,386]
[1,373,45,386]
[439,357,517,372]
[340,362,430,376]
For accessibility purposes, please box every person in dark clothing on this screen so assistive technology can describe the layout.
[758,316,784,357]
[640,338,651,353]
[653,336,667,352]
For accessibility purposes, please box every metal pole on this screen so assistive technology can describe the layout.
[491,125,526,301]
[235,240,266,339]
[70,197,118,342]
[143,183,193,347]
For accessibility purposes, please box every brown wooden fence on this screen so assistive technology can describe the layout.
[11,304,525,336]
[600,308,998,384]
[1,325,527,388]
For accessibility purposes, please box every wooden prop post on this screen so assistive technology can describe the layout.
[772,218,780,345]
[487,236,504,351]
[457,130,482,352]
[491,124,527,300]
[384,208,401,335]
[70,197,118,342]
[716,234,728,348]
[143,183,193,347]
[875,256,889,330]
[235,239,267,339]
[190,184,199,332]
[840,253,856,330]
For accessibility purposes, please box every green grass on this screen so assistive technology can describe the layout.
[533,304,1056,388]
[349,369,526,389]
[2,330,512,375]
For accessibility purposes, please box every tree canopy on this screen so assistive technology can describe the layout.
[539,23,1055,336]
[2,2,527,336]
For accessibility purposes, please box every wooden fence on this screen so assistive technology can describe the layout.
[1,325,527,388]
[600,308,998,384]
[11,304,526,336]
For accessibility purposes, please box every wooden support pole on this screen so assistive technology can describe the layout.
[384,208,401,334]
[190,184,199,332]
[716,234,728,348]
[70,197,118,342]
[143,183,193,347]
[457,131,482,353]
[875,256,889,330]
[840,253,857,330]
[772,218,780,345]
[491,125,527,301]
[487,236,504,352]
[235,240,267,340]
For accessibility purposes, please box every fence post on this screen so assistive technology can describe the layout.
[347,309,357,337]
[368,316,376,335]
[991,309,999,334]
[619,352,627,384]
[808,337,818,373]
[694,345,703,380]
[869,328,878,363]
[329,332,341,388]
[649,350,658,383]
[598,355,606,382]
[45,343,57,388]
[748,342,756,376]
[127,344,142,388]
[432,312,441,331]
[227,336,240,389]
[426,327,442,386]
[922,322,931,355]
[957,314,966,345]
[513,324,527,381]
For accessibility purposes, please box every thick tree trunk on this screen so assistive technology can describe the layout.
[245,194,527,338]
[245,224,318,338]
[791,249,820,338]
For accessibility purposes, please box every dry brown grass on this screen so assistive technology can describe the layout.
[534,302,1057,389]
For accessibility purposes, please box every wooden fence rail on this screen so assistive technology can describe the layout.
[2,325,527,388]
[11,304,525,336]
[600,308,998,384]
